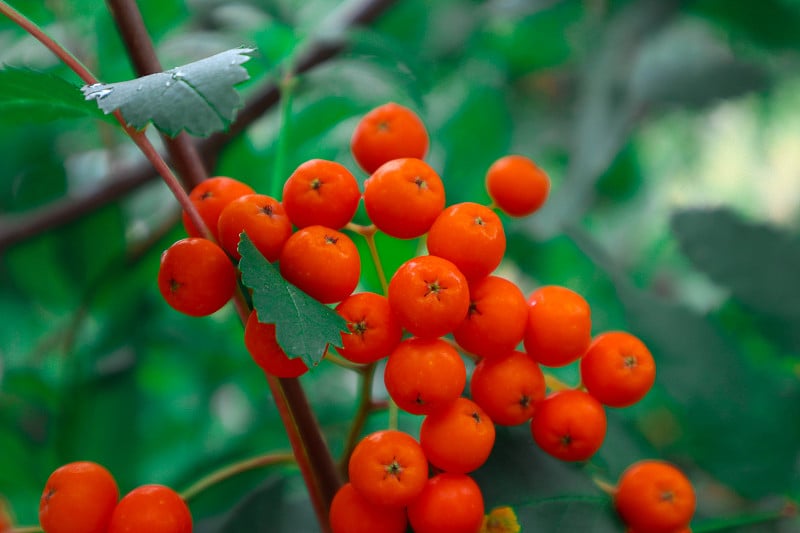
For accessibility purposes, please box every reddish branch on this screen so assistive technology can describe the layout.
[0,0,398,251]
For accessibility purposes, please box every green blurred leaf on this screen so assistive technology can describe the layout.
[238,233,347,366]
[82,48,254,137]
[672,207,800,322]
[516,498,620,533]
[0,67,106,123]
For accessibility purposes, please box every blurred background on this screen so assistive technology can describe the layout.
[1,0,799,531]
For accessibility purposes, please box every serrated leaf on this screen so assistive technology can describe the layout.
[0,67,107,123]
[237,233,347,367]
[81,48,254,137]
[672,207,800,322]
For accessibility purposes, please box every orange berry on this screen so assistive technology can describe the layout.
[334,292,403,364]
[363,158,445,239]
[388,255,470,339]
[420,397,496,474]
[407,473,484,533]
[453,275,528,358]
[157,238,236,317]
[384,337,466,415]
[244,311,309,378]
[485,155,550,217]
[351,102,429,174]
[217,194,292,261]
[107,485,191,533]
[530,389,606,462]
[427,202,506,281]
[615,460,696,533]
[39,461,118,533]
[279,225,360,304]
[348,430,428,507]
[469,350,546,426]
[329,483,407,533]
[523,285,592,367]
[282,159,361,229]
[580,331,656,407]
[182,176,255,240]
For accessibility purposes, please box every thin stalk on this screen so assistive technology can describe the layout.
[271,74,297,200]
[544,373,578,393]
[346,223,389,294]
[181,452,295,502]
[338,362,378,476]
[10,527,42,533]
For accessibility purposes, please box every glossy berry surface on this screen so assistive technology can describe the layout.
[351,102,429,174]
[39,461,119,533]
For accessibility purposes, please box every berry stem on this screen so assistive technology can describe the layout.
[271,73,298,201]
[544,373,578,393]
[338,361,379,476]
[180,452,295,502]
[591,476,617,496]
[10,527,43,533]
[345,222,389,294]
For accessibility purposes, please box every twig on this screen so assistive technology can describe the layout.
[180,452,295,502]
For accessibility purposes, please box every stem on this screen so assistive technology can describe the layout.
[181,452,295,502]
[10,527,42,533]
[544,373,578,393]
[591,476,616,496]
[338,362,378,475]
[345,223,389,294]
[271,74,298,200]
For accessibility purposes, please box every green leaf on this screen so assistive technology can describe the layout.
[237,233,347,367]
[672,207,800,322]
[81,48,254,137]
[0,67,106,123]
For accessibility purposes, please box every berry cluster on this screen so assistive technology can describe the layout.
[38,461,191,533]
[153,102,696,532]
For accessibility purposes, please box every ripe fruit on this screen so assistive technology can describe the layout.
[157,238,237,317]
[384,337,467,415]
[334,292,403,364]
[347,430,428,507]
[580,331,656,407]
[453,275,528,358]
[388,255,470,339]
[427,202,506,281]
[530,389,606,462]
[407,473,485,533]
[217,194,292,261]
[107,484,192,533]
[244,311,309,378]
[329,483,407,533]
[420,397,496,474]
[351,102,429,174]
[282,159,361,229]
[279,225,360,304]
[485,155,550,217]
[524,285,592,367]
[615,460,696,533]
[363,158,445,239]
[469,350,546,426]
[182,176,255,240]
[39,461,119,533]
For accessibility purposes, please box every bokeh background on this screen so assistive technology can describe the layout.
[1,0,799,531]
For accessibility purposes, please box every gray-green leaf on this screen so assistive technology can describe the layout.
[81,47,254,137]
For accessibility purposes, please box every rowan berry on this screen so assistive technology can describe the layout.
[351,102,429,174]
[334,292,402,364]
[420,397,496,474]
[407,473,485,533]
[182,176,255,240]
[279,225,360,304]
[217,194,292,261]
[282,159,361,229]
[469,350,546,426]
[329,483,407,533]
[530,389,606,462]
[347,430,428,507]
[523,285,592,367]
[107,484,192,533]
[39,461,118,533]
[384,337,466,415]
[157,237,237,317]
[615,460,696,533]
[453,275,528,358]
[363,158,445,239]
[427,202,506,281]
[485,155,550,217]
[244,311,309,378]
[580,331,656,407]
[388,255,470,339]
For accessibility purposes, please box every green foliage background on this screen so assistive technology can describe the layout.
[1,0,800,531]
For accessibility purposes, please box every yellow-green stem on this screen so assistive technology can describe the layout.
[181,452,295,502]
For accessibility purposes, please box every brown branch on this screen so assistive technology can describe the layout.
[106,0,208,189]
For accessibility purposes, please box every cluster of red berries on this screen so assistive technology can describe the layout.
[38,461,191,533]
[153,102,696,532]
